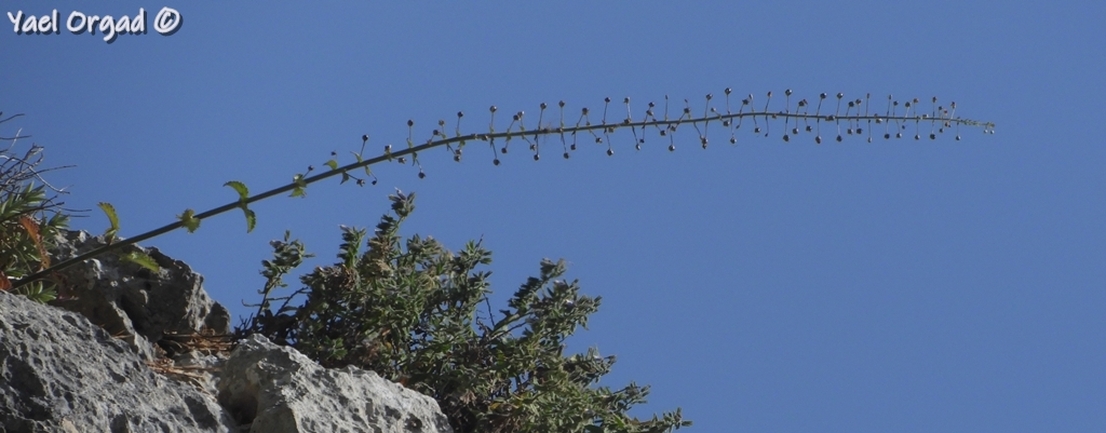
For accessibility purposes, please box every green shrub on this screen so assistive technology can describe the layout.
[0,113,69,302]
[238,190,690,433]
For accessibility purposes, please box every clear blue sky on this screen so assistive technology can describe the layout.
[4,1,1104,431]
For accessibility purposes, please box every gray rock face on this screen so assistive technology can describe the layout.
[0,290,238,433]
[218,335,453,433]
[3,232,453,432]
[47,230,231,360]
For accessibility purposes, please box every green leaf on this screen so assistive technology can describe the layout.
[325,159,339,171]
[98,202,119,241]
[352,152,373,176]
[224,181,249,201]
[122,250,160,273]
[225,181,256,232]
[178,208,201,233]
[243,208,257,233]
[340,172,350,184]
[290,174,307,198]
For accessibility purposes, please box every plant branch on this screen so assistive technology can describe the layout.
[12,92,994,289]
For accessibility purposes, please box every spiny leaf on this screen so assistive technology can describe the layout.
[121,250,160,273]
[178,208,201,233]
[224,180,250,201]
[98,202,119,241]
[18,215,48,269]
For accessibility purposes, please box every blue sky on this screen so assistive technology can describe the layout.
[4,1,1104,431]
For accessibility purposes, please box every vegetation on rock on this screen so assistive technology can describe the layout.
[238,191,690,433]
